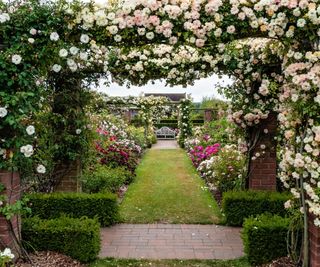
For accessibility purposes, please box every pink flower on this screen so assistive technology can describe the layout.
[195,39,205,47]
[149,15,160,26]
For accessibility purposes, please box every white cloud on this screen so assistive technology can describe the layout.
[94,74,233,102]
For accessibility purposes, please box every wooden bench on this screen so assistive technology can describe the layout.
[155,126,176,139]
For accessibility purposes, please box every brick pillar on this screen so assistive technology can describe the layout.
[55,161,82,192]
[204,109,213,122]
[248,112,277,191]
[124,110,132,123]
[309,213,320,267]
[0,170,21,255]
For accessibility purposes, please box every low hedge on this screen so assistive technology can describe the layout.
[222,190,290,226]
[27,192,118,226]
[22,216,100,262]
[242,214,290,265]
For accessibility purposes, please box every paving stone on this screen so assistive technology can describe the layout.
[100,224,244,260]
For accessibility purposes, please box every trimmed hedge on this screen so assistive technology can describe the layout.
[242,214,290,265]
[27,192,118,226]
[22,216,100,262]
[222,191,290,226]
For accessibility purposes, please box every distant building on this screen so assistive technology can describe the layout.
[144,93,187,102]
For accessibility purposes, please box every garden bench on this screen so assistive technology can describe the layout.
[155,126,176,139]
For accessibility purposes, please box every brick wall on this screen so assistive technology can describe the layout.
[309,213,320,267]
[55,161,82,192]
[248,112,277,191]
[204,109,213,122]
[0,170,21,256]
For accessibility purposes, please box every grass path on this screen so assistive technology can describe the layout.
[120,148,222,224]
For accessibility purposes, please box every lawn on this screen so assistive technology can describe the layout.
[90,258,250,267]
[119,149,222,224]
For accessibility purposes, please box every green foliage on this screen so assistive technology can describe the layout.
[81,165,132,193]
[26,192,119,226]
[204,117,241,145]
[22,216,100,263]
[242,214,290,265]
[127,126,148,149]
[199,96,228,111]
[222,191,290,226]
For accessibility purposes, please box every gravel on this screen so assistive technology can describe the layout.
[15,251,87,267]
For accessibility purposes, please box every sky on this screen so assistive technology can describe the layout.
[95,74,234,102]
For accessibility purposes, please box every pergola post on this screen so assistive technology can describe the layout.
[248,112,277,191]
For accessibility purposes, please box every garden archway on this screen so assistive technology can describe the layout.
[1,0,320,266]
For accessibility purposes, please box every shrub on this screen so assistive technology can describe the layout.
[82,165,133,193]
[26,192,118,226]
[22,216,100,262]
[242,214,290,265]
[197,145,246,193]
[222,190,290,226]
[127,126,148,149]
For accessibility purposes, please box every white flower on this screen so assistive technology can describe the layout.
[297,18,306,27]
[36,164,46,174]
[28,38,35,44]
[0,107,8,118]
[52,64,62,73]
[80,34,90,44]
[76,129,81,134]
[227,25,235,34]
[0,13,10,23]
[20,144,34,157]
[146,32,155,40]
[30,28,37,35]
[70,46,79,55]
[50,32,59,41]
[59,49,68,57]
[79,52,88,61]
[26,125,35,135]
[0,248,14,259]
[12,54,22,64]
[114,35,122,42]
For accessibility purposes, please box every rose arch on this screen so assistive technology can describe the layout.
[0,0,320,265]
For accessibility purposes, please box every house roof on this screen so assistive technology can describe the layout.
[144,93,186,102]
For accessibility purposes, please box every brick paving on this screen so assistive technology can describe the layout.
[151,140,179,149]
[100,224,244,260]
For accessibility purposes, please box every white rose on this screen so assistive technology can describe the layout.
[26,125,35,135]
[0,107,8,118]
[36,164,46,174]
[30,28,37,35]
[52,64,62,73]
[79,52,88,61]
[80,34,90,44]
[50,32,59,41]
[1,248,14,259]
[70,46,79,55]
[297,18,306,27]
[227,25,235,34]
[76,129,81,134]
[146,32,155,40]
[28,38,35,44]
[59,49,68,57]
[12,54,22,64]
[20,144,34,157]
[0,13,10,23]
[114,35,122,42]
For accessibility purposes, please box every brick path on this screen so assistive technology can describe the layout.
[151,140,179,149]
[100,224,243,260]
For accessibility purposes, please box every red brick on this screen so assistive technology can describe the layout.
[0,170,21,257]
